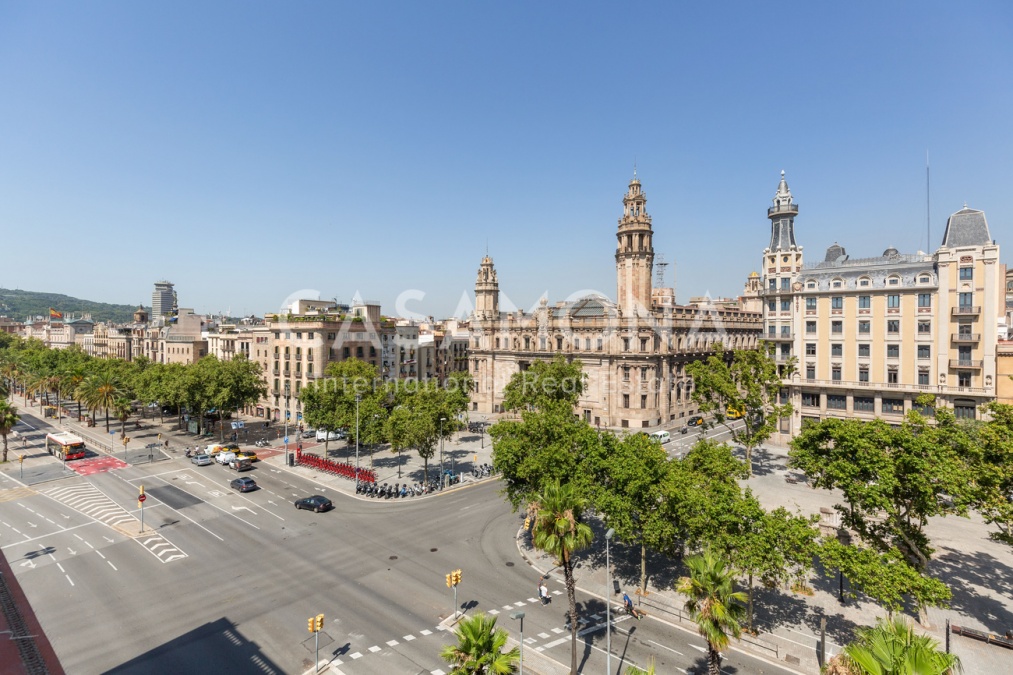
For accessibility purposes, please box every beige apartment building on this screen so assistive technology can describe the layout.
[763,172,1002,439]
[469,175,763,428]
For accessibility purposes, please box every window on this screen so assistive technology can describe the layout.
[918,293,931,307]
[859,296,871,309]
[887,368,899,384]
[959,292,973,308]
[887,294,900,308]
[854,396,874,412]
[958,371,971,387]
[807,281,816,289]
[623,337,630,351]
[806,343,816,356]
[858,344,870,357]
[781,278,790,290]
[806,320,816,334]
[769,279,777,290]
[918,370,929,386]
[859,278,870,287]
[859,320,870,334]
[806,364,815,379]
[779,389,789,405]
[778,325,789,337]
[959,267,973,281]
[641,367,648,381]
[831,344,843,357]
[557,337,564,350]
[918,321,931,334]
[859,366,869,382]
[827,394,846,410]
[597,338,603,351]
[641,394,647,409]
[768,300,776,312]
[622,394,629,408]
[887,344,899,358]
[889,277,899,285]
[343,347,350,358]
[887,320,900,334]
[954,401,976,419]
[917,345,930,359]
[640,337,647,352]
[832,297,843,310]
[802,392,820,408]
[296,332,302,339]
[781,299,791,311]
[585,338,590,350]
[833,279,843,288]
[832,321,843,334]
[806,298,817,310]
[882,398,904,414]
[831,366,841,381]
[623,366,630,382]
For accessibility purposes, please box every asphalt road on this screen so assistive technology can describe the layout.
[1,409,792,675]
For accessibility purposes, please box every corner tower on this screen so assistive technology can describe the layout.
[767,170,799,252]
[474,255,500,320]
[615,173,654,315]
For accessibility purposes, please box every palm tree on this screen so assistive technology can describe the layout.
[676,549,747,675]
[625,658,656,674]
[80,371,124,432]
[62,366,87,421]
[527,480,594,675]
[114,397,133,440]
[0,400,19,463]
[838,616,962,675]
[439,613,519,674]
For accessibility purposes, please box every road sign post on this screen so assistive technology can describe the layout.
[138,485,146,533]
[19,453,24,481]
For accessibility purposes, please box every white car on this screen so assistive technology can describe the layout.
[216,451,237,465]
[315,429,344,442]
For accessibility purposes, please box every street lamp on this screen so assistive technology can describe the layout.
[440,417,447,488]
[605,527,615,675]
[510,611,525,675]
[371,413,381,468]
[355,394,361,491]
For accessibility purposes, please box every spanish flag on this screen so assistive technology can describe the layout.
[49,308,63,320]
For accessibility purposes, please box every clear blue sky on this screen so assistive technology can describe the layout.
[1,2,1010,319]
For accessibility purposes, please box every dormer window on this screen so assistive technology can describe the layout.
[858,277,871,287]
[919,275,930,284]
[832,278,843,288]
[888,276,900,285]
[806,280,816,290]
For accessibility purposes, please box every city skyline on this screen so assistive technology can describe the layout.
[1,3,1010,318]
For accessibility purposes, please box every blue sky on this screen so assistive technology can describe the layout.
[1,2,1010,319]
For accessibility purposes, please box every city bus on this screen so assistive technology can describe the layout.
[46,432,87,461]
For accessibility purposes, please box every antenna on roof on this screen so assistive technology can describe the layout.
[926,150,931,252]
[654,253,668,288]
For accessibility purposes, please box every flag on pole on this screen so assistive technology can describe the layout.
[49,308,63,320]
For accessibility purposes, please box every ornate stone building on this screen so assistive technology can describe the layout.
[762,172,1002,439]
[469,175,763,429]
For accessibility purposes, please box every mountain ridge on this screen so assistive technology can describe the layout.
[0,287,144,324]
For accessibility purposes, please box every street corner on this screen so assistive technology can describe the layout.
[70,455,129,475]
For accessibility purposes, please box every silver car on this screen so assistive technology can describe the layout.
[191,453,212,466]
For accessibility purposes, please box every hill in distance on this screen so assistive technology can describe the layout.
[0,287,145,324]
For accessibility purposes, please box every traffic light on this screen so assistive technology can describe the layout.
[446,573,453,588]
[308,617,315,633]
[315,614,324,631]
[158,433,162,441]
[139,485,144,497]
[123,437,130,445]
[453,569,462,585]
[19,454,24,464]
[524,516,531,530]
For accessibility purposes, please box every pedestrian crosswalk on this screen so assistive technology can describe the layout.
[42,484,187,563]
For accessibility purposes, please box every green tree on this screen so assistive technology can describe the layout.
[527,480,594,675]
[438,613,519,674]
[579,431,672,593]
[676,549,747,675]
[209,355,267,441]
[0,399,19,463]
[80,371,125,432]
[790,413,965,621]
[686,344,793,476]
[837,616,962,675]
[114,397,133,440]
[386,404,432,478]
[501,354,585,411]
[965,402,1013,547]
[624,659,656,675]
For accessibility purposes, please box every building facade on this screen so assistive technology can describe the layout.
[151,280,176,318]
[469,175,763,428]
[762,172,1002,439]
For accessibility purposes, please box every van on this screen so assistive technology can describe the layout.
[726,405,745,420]
[649,430,671,444]
[216,451,237,465]
[229,457,252,472]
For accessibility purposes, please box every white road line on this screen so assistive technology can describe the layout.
[107,561,118,571]
[65,575,74,586]
[648,639,684,656]
[419,629,432,636]
[56,563,65,573]
[385,640,398,647]
[403,635,415,641]
[368,646,381,653]
[0,522,97,550]
[96,551,106,559]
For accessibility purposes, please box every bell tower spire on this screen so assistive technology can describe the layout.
[474,254,499,320]
[615,173,654,315]
[767,170,799,251]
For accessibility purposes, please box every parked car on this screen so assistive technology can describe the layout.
[315,429,344,442]
[294,495,333,512]
[191,453,212,466]
[230,477,257,492]
[301,428,316,439]
[205,444,226,455]
[216,451,237,466]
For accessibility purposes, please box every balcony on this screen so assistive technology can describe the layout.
[951,306,981,316]
[951,333,981,343]
[768,203,799,216]
[284,353,291,360]
[764,332,794,342]
[949,359,983,369]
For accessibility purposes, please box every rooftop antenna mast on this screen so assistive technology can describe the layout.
[654,253,669,288]
[926,150,931,253]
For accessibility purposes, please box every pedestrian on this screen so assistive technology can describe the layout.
[22,436,27,448]
[165,439,169,449]
[539,579,550,605]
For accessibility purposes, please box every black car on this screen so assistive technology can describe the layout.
[687,415,705,427]
[294,495,333,512]
[230,477,257,493]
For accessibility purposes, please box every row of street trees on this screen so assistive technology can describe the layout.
[0,333,267,452]
[299,359,472,479]
[489,349,998,674]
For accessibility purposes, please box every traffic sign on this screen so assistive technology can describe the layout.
[285,411,291,420]
[138,494,147,503]
[284,436,289,444]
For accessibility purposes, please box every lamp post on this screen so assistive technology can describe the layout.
[440,417,447,488]
[510,611,525,675]
[605,527,615,675]
[355,394,361,491]
[371,413,381,468]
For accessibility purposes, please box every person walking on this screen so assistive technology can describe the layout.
[539,578,550,605]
